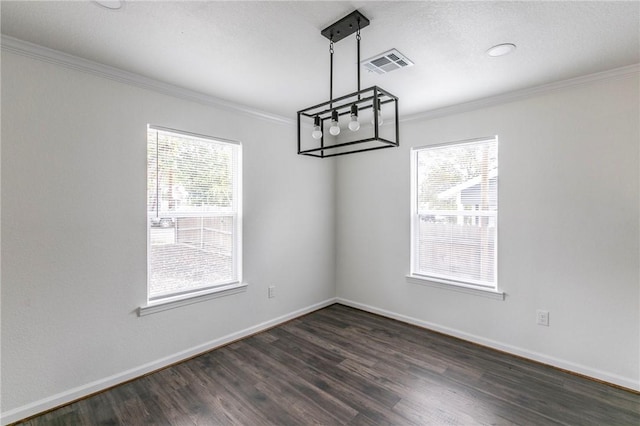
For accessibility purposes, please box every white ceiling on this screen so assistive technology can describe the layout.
[2,1,639,119]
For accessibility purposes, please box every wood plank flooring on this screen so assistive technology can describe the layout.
[17,304,640,425]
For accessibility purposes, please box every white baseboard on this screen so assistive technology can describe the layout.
[336,298,640,393]
[1,298,337,425]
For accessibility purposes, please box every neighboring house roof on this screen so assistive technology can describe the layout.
[460,177,498,208]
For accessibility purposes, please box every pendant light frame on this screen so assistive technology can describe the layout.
[297,10,399,158]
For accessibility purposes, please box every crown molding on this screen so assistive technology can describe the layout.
[402,63,640,123]
[1,35,295,126]
[3,35,637,126]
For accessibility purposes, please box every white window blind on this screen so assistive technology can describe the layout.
[147,126,241,302]
[411,137,498,289]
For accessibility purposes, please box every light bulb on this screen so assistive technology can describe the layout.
[311,116,322,139]
[329,109,340,136]
[348,103,360,131]
[348,116,360,131]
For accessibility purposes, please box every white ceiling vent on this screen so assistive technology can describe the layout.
[361,49,414,75]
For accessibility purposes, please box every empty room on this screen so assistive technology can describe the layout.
[1,1,639,424]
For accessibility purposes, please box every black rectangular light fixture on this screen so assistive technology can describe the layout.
[297,86,398,158]
[297,10,400,158]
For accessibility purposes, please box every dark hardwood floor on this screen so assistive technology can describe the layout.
[17,304,640,425]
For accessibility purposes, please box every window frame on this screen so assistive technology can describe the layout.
[140,125,244,315]
[409,137,503,299]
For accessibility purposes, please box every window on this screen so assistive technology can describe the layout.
[147,125,242,305]
[410,137,498,291]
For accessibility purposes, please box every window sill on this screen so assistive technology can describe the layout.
[406,275,504,300]
[138,282,248,316]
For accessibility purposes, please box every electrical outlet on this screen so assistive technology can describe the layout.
[536,309,549,326]
[268,286,275,299]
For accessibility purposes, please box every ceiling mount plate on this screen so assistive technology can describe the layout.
[321,10,370,43]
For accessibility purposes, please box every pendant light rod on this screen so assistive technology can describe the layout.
[329,41,334,109]
[357,26,361,94]
[322,11,368,109]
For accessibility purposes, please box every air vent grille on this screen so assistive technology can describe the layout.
[361,49,414,75]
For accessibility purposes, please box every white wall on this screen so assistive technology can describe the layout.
[2,39,638,424]
[1,50,336,420]
[336,73,640,390]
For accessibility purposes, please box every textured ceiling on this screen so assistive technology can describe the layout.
[2,1,639,119]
